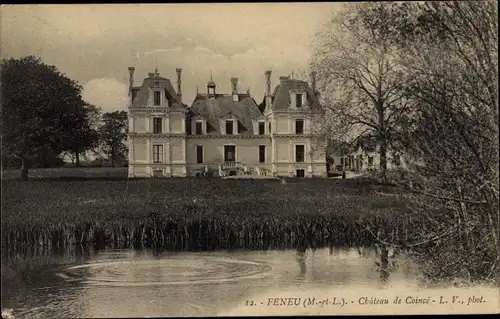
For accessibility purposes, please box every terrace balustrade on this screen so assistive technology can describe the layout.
[218,161,247,177]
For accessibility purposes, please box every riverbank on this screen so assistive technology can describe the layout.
[1,174,415,250]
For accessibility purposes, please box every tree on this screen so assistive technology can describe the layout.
[371,1,499,283]
[62,102,101,166]
[310,3,410,182]
[1,56,86,179]
[98,111,128,167]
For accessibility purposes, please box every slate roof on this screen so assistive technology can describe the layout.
[257,97,266,113]
[269,78,323,112]
[189,93,262,135]
[131,74,184,108]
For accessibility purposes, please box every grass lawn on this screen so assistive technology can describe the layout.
[1,166,128,180]
[1,167,414,249]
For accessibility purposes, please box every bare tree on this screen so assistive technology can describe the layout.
[310,3,411,182]
[373,1,499,284]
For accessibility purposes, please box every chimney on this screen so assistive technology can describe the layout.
[311,71,317,94]
[128,67,135,97]
[279,76,290,81]
[231,77,239,102]
[148,72,155,78]
[265,70,272,109]
[176,68,182,102]
[265,70,272,97]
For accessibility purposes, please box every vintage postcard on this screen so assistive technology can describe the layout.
[1,2,499,318]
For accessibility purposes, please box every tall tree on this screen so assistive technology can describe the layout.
[310,3,410,182]
[63,102,101,166]
[1,56,86,179]
[376,1,498,283]
[99,111,128,167]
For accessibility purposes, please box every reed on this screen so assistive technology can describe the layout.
[2,177,415,251]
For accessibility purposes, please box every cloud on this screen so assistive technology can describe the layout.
[141,48,182,57]
[116,42,313,106]
[82,78,129,112]
[2,4,337,107]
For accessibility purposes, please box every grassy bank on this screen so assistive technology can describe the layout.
[1,170,420,251]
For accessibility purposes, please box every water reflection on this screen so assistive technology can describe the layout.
[2,246,420,318]
[296,250,307,279]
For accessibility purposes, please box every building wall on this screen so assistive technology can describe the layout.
[128,99,327,178]
[275,117,289,134]
[169,114,185,134]
[128,108,188,177]
[330,150,408,172]
[185,137,272,176]
[272,136,326,178]
[133,116,147,133]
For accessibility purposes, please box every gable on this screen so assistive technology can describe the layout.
[131,76,183,108]
[270,79,322,112]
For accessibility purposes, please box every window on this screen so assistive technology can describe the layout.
[153,117,162,134]
[340,157,344,165]
[224,145,236,162]
[153,145,163,163]
[269,122,272,134]
[368,156,374,166]
[258,122,265,135]
[295,145,305,162]
[295,119,304,134]
[296,93,303,108]
[154,91,161,106]
[225,120,234,135]
[259,145,265,163]
[296,169,305,178]
[195,121,203,135]
[196,145,203,164]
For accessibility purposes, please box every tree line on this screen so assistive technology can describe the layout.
[1,55,129,180]
[310,1,498,284]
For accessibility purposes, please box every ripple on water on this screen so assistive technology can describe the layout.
[56,255,273,287]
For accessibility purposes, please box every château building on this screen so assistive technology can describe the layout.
[127,67,327,178]
[327,137,407,172]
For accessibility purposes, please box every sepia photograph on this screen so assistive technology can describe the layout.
[1,2,499,317]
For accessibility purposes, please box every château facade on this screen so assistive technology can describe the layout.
[127,67,327,178]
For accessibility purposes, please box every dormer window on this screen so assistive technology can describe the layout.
[258,121,265,135]
[191,118,206,135]
[154,91,161,106]
[195,121,203,135]
[296,93,303,108]
[225,120,234,135]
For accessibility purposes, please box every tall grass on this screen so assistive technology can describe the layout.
[1,177,416,251]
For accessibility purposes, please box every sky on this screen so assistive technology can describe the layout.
[1,3,341,113]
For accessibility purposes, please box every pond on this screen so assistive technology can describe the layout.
[1,246,497,317]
